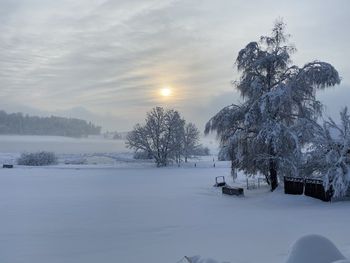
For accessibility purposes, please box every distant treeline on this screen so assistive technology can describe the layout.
[0,110,101,137]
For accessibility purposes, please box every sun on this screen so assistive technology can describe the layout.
[160,87,172,97]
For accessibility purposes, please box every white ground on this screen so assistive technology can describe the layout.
[0,134,219,167]
[0,135,128,154]
[0,164,349,263]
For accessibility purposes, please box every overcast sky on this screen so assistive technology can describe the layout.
[0,0,349,131]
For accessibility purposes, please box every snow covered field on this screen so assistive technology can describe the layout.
[0,165,349,263]
[0,135,127,154]
[0,135,218,167]
[0,135,133,166]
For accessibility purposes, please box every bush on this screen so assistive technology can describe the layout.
[17,151,58,166]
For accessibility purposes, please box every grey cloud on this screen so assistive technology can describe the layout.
[0,0,349,131]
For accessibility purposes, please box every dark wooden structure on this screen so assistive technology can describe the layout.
[222,186,244,196]
[283,176,332,202]
[284,176,304,195]
[3,164,13,168]
[304,178,332,202]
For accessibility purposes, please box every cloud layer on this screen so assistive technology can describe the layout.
[0,0,349,130]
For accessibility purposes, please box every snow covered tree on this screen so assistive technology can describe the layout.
[183,123,200,162]
[167,109,186,164]
[304,108,350,198]
[205,20,340,191]
[127,107,202,166]
[126,107,185,167]
[0,110,101,137]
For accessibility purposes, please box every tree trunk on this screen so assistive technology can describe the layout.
[231,161,237,181]
[268,142,278,191]
[264,173,270,185]
[269,159,278,191]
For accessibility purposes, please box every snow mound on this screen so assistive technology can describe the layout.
[188,256,223,263]
[286,235,346,263]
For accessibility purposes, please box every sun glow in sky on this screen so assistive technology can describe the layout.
[160,87,172,97]
[0,0,349,131]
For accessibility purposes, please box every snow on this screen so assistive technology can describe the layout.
[285,235,346,263]
[0,134,219,167]
[0,164,349,263]
[188,255,224,263]
[0,135,127,154]
[0,135,348,263]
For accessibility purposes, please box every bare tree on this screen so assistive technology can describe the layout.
[126,107,185,167]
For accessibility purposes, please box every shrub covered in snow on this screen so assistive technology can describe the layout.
[17,151,57,166]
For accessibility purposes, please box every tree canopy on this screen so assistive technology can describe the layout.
[0,110,101,137]
[304,108,350,198]
[205,20,340,191]
[126,107,201,167]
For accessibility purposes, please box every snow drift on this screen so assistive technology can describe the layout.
[187,256,227,263]
[190,235,348,263]
[286,235,346,263]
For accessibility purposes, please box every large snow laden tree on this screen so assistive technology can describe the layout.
[205,20,340,191]
[304,108,350,198]
[126,107,200,167]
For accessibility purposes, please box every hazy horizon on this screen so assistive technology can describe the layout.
[1,0,349,131]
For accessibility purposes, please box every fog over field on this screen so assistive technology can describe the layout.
[0,135,128,154]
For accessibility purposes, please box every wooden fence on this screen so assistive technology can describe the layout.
[284,177,304,195]
[284,177,332,202]
[304,178,332,202]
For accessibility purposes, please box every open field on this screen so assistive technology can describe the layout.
[0,165,349,263]
[0,135,128,154]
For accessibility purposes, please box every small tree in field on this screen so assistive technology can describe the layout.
[205,20,340,191]
[183,123,200,162]
[126,107,183,166]
[127,107,201,166]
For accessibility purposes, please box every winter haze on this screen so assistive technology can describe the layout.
[0,0,349,131]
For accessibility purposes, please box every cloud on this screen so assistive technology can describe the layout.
[0,0,349,130]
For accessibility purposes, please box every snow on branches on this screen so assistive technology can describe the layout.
[126,107,201,167]
[304,108,350,198]
[206,19,340,191]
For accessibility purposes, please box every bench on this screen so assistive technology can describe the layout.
[213,176,226,187]
[222,186,244,196]
[3,164,13,168]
